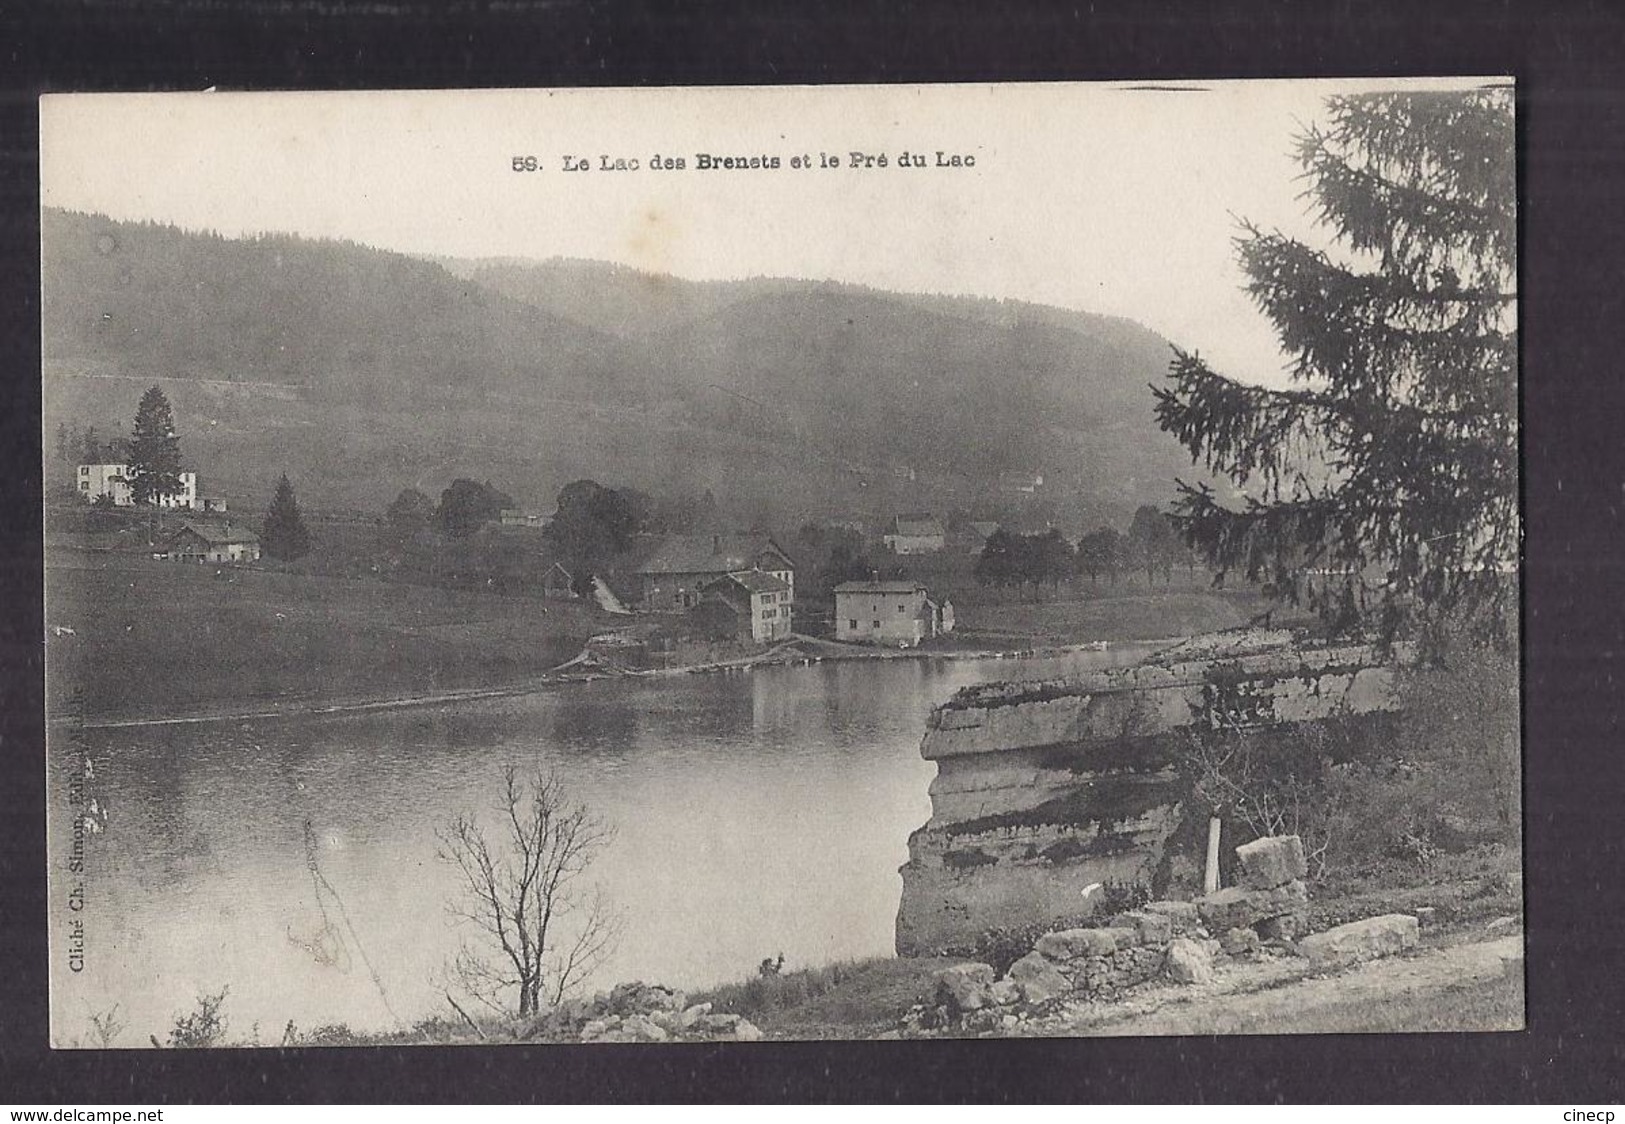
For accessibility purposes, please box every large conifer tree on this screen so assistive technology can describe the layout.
[1153,88,1516,643]
[127,385,185,505]
[263,474,312,561]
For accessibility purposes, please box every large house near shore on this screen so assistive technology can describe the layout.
[834,579,954,648]
[636,534,796,613]
[77,463,199,509]
[695,570,795,643]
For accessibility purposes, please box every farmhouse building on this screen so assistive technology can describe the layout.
[78,463,198,509]
[883,514,946,555]
[162,523,261,564]
[834,580,954,647]
[695,570,794,643]
[636,534,795,614]
[538,561,579,599]
[960,521,1002,555]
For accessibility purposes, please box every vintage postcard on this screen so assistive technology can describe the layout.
[40,79,1521,1047]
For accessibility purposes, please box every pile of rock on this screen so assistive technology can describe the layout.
[1195,834,1311,946]
[533,981,764,1044]
[898,834,1442,1036]
[904,899,1221,1033]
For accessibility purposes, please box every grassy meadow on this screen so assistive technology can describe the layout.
[45,543,603,722]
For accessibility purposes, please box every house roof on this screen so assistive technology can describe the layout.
[834,580,927,595]
[705,570,791,596]
[889,514,945,537]
[636,534,794,575]
[175,522,259,546]
[968,521,1001,539]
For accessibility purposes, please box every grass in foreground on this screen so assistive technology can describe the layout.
[690,956,959,1040]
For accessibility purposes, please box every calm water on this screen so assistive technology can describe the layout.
[48,645,1155,1045]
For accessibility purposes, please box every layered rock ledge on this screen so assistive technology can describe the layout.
[896,631,1405,957]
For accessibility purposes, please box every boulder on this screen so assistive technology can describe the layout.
[1102,925,1141,950]
[1142,900,1201,934]
[1007,951,1072,1005]
[1220,926,1261,956]
[1299,913,1420,967]
[1484,915,1522,937]
[678,1002,713,1029]
[987,979,1023,1007]
[647,1008,685,1034]
[1235,835,1308,889]
[1257,911,1308,942]
[619,1013,670,1042]
[578,1016,620,1042]
[691,1012,745,1037]
[935,962,997,1012]
[1165,937,1214,985]
[1196,880,1308,931]
[732,1018,764,1042]
[1117,910,1174,947]
[1037,927,1118,961]
[605,981,684,1015]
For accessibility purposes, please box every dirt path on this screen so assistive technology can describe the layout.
[1030,933,1524,1037]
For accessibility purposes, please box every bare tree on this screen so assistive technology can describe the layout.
[1180,714,1353,882]
[436,765,621,1017]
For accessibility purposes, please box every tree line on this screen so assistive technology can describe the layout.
[382,477,727,595]
[973,504,1193,594]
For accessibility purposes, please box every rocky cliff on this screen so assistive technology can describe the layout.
[895,630,1405,957]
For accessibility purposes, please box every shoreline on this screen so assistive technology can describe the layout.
[57,632,1182,732]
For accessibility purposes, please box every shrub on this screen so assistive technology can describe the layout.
[1394,632,1521,850]
[965,913,1095,976]
[942,847,998,870]
[1097,876,1152,915]
[166,987,230,1048]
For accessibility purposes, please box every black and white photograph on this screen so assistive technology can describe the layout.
[38,78,1521,1048]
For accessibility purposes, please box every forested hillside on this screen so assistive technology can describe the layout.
[44,209,1201,529]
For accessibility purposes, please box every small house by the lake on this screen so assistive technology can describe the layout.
[834,580,954,647]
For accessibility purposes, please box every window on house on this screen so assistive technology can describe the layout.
[897,604,906,613]
[848,619,858,630]
[872,620,881,629]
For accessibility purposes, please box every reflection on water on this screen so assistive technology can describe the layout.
[48,646,1154,1044]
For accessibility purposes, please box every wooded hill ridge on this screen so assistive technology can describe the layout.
[43,208,1204,530]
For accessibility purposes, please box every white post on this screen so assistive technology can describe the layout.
[1204,814,1223,895]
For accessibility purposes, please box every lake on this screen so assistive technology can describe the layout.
[48,644,1158,1045]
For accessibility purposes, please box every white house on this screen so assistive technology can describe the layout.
[77,463,198,509]
[698,570,794,643]
[834,580,954,647]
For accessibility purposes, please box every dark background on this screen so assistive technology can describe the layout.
[3,0,1622,1104]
